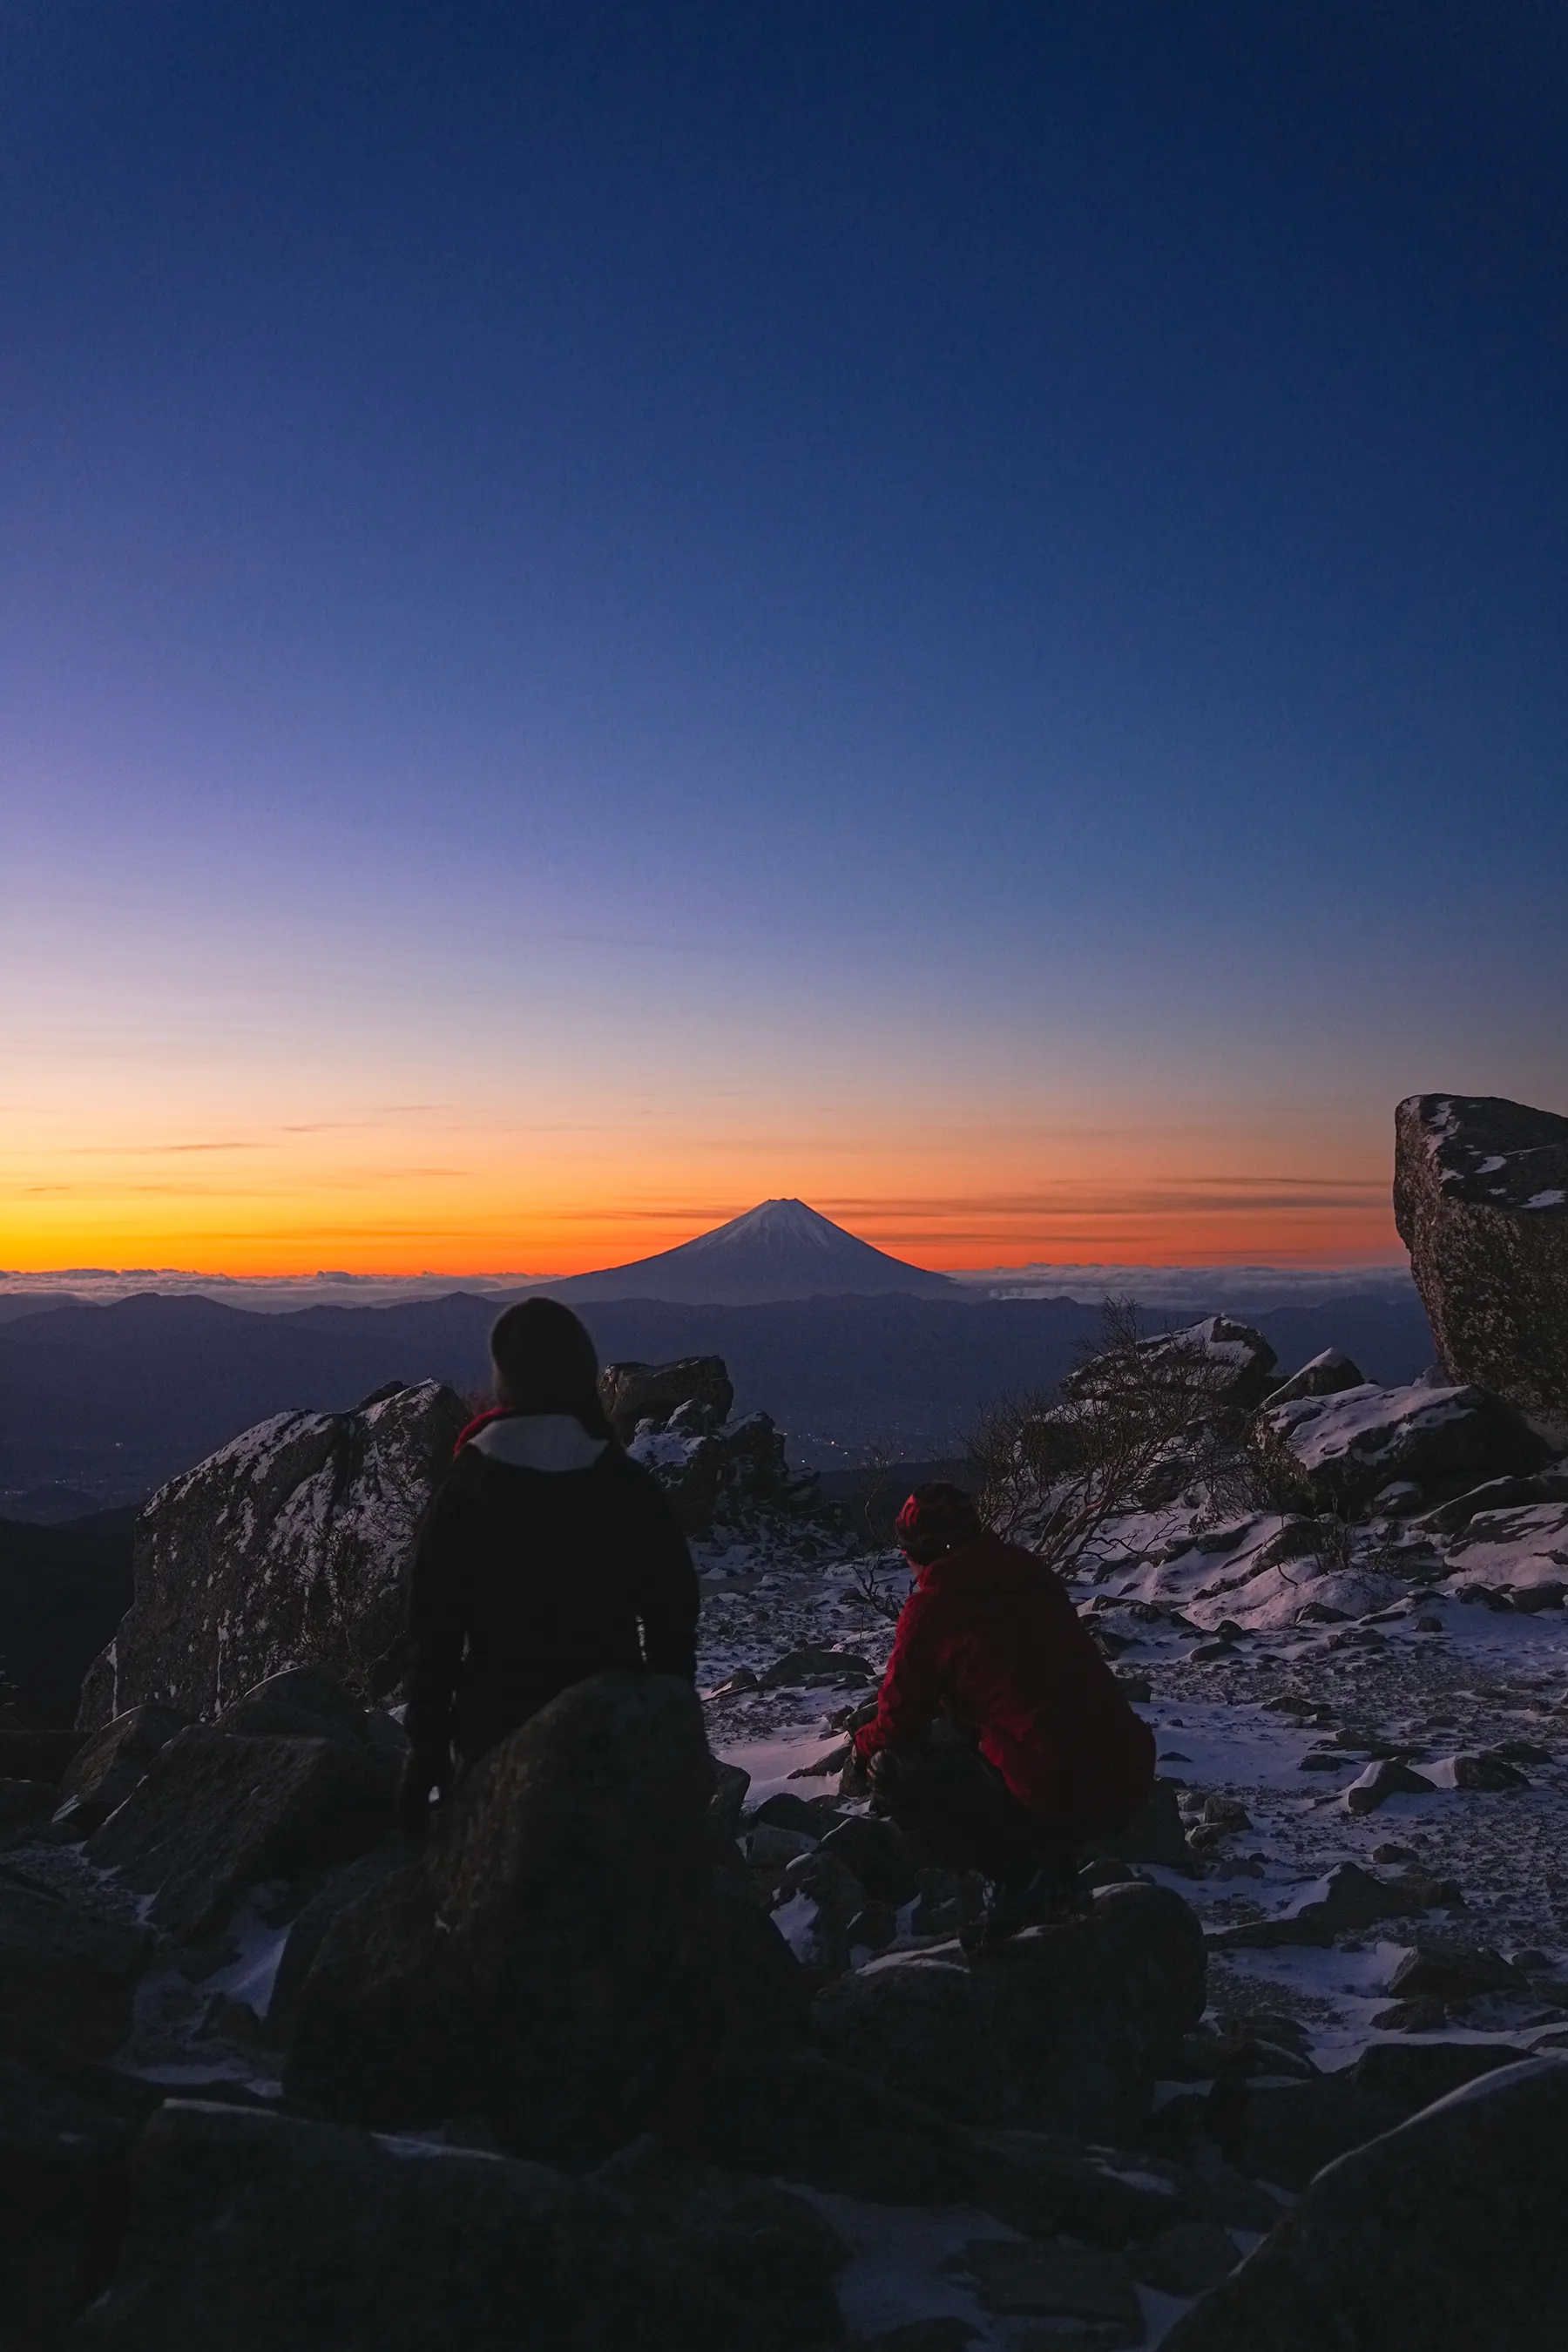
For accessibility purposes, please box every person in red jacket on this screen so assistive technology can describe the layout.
[854,1483,1155,1950]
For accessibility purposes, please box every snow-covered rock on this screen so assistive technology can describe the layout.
[77,1381,469,1730]
[628,1402,802,1536]
[1254,1376,1544,1512]
[1062,1315,1278,1412]
[1396,1092,1568,1448]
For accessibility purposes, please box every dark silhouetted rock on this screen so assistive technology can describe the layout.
[1395,1092,1568,1448]
[1263,1348,1366,1407]
[699,2048,983,2205]
[811,1882,1206,2142]
[0,1874,151,2058]
[598,1355,735,1443]
[78,1380,469,1729]
[85,1727,395,1938]
[1165,2055,1568,2350]
[760,1646,875,1691]
[1254,1376,1545,1513]
[215,1666,408,1758]
[78,2098,772,2352]
[816,1814,922,1906]
[1090,1777,1196,1874]
[592,2140,846,2350]
[287,1673,796,2163]
[55,1702,188,1832]
[0,2056,133,2347]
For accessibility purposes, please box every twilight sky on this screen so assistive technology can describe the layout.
[3,1,1565,1275]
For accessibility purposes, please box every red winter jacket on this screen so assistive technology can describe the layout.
[854,1533,1155,1836]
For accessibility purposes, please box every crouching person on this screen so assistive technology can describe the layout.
[398,1297,700,1836]
[853,1483,1155,1954]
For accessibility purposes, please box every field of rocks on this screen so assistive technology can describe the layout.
[2,1092,1565,2348]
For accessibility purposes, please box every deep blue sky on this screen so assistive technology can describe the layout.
[3,2,1565,1271]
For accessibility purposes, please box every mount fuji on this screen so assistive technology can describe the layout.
[529,1198,957,1307]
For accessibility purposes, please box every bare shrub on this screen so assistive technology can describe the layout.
[968,1296,1242,1582]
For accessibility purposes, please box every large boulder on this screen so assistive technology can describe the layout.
[598,1356,735,1443]
[77,1381,469,1730]
[76,2099,790,2352]
[810,1882,1206,2143]
[1262,1348,1366,1408]
[0,2057,133,2348]
[287,1672,801,2161]
[85,1728,396,1939]
[1165,2055,1568,2351]
[1395,1092,1568,1448]
[0,1875,152,2058]
[628,1406,799,1536]
[55,1703,188,1833]
[1062,1317,1278,1413]
[1253,1376,1545,1512]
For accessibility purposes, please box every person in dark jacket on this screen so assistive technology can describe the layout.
[398,1297,699,1836]
[854,1482,1155,1950]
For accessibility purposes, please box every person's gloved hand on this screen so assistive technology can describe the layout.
[398,1746,450,1841]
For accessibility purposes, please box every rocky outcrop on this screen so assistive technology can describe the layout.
[1395,1092,1568,1447]
[628,1402,803,1536]
[1062,1317,1278,1412]
[287,1671,798,2160]
[1166,2054,1568,2350]
[1253,1377,1545,1512]
[810,1881,1206,2143]
[85,1727,397,1938]
[81,2099,821,2352]
[78,1381,469,1730]
[1262,1348,1365,1407]
[599,1355,734,1443]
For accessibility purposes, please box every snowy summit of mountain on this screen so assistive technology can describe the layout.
[530,1198,956,1307]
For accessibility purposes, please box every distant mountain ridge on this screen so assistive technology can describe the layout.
[528,1197,957,1306]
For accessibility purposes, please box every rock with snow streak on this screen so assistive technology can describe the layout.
[811,1881,1206,2144]
[1262,1348,1366,1408]
[53,1701,189,1832]
[77,1380,469,1731]
[1252,1376,1545,1514]
[1165,2056,1568,2351]
[1234,2039,1530,2192]
[85,1727,396,1939]
[1395,1092,1568,1449]
[287,1672,805,2162]
[78,2099,799,2352]
[598,1355,735,1443]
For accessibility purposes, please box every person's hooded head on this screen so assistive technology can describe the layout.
[487,1297,613,1440]
[895,1481,983,1566]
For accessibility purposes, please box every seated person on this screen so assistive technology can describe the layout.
[399,1297,699,1835]
[853,1482,1155,1949]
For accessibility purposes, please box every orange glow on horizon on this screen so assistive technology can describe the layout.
[0,1179,1402,1278]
